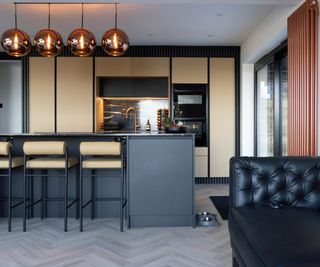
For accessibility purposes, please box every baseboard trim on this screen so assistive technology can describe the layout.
[195,177,229,184]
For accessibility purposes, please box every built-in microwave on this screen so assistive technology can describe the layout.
[172,84,208,147]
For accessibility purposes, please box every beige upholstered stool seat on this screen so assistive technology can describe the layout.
[0,142,10,155]
[23,141,66,155]
[0,157,24,168]
[80,142,121,156]
[82,157,122,169]
[26,157,78,169]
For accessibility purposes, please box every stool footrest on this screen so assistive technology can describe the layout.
[26,198,42,209]
[11,201,23,209]
[93,197,121,201]
[67,199,78,209]
[81,199,93,209]
[0,197,23,201]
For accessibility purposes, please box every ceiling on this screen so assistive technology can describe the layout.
[0,0,301,49]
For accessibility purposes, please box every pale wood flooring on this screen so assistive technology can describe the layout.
[0,184,230,267]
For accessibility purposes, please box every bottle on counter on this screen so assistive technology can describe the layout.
[146,119,151,132]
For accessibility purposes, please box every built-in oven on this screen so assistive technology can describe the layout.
[172,84,208,147]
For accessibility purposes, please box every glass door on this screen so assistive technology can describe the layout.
[255,43,288,157]
[256,62,274,156]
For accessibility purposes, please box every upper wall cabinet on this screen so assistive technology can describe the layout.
[56,57,93,132]
[95,57,170,77]
[132,57,170,77]
[95,57,132,77]
[172,58,208,83]
[29,57,55,133]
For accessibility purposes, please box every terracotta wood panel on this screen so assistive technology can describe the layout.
[288,0,318,155]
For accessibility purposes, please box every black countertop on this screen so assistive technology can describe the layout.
[0,131,194,137]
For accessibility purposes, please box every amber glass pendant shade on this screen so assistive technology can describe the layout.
[101,28,129,56]
[1,28,31,57]
[34,29,63,57]
[68,28,96,56]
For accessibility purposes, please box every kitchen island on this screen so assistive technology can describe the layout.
[0,132,195,228]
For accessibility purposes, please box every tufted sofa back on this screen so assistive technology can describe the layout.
[230,157,320,209]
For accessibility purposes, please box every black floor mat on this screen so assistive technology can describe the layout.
[210,196,229,220]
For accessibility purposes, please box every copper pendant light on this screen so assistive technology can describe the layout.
[101,3,129,57]
[34,4,63,57]
[0,4,31,57]
[68,4,96,57]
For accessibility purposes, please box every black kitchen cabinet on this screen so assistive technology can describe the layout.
[100,77,168,98]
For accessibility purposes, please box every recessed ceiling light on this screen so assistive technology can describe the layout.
[208,34,214,38]
[147,34,155,37]
[216,13,223,17]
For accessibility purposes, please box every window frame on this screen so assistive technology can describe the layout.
[254,41,288,156]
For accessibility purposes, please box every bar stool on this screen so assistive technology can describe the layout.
[79,139,126,232]
[0,140,24,232]
[23,141,79,232]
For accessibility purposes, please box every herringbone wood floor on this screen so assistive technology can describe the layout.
[0,185,231,267]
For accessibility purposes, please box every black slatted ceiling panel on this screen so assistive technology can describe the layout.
[26,45,240,58]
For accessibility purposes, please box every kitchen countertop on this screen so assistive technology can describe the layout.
[0,131,194,137]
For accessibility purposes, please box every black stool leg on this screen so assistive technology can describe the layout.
[23,168,27,232]
[41,170,45,220]
[80,164,83,232]
[91,170,94,220]
[64,167,69,232]
[44,171,47,218]
[27,170,32,220]
[30,175,34,219]
[8,168,12,232]
[120,167,124,232]
[76,166,79,220]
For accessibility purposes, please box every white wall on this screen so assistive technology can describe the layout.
[0,61,22,134]
[240,64,255,156]
[240,1,304,156]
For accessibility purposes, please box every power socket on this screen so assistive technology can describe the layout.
[0,103,2,108]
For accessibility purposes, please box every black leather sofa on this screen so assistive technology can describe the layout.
[228,157,320,267]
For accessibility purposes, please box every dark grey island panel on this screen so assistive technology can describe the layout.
[128,136,194,227]
[0,132,194,228]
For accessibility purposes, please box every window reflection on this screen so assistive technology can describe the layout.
[257,63,274,156]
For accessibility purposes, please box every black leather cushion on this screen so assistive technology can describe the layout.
[229,206,320,267]
[229,157,320,209]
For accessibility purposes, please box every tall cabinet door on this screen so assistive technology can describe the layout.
[132,57,170,77]
[95,57,132,77]
[57,57,93,132]
[172,57,208,177]
[210,58,235,177]
[172,57,208,83]
[29,57,55,133]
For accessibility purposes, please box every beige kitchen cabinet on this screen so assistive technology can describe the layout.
[172,58,208,83]
[56,57,93,132]
[29,57,55,133]
[132,57,170,77]
[210,58,235,177]
[95,57,132,77]
[195,147,208,177]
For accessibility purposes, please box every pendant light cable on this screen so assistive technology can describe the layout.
[81,3,84,28]
[14,3,17,29]
[115,3,118,29]
[48,3,51,29]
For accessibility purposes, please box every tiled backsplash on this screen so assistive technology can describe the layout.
[102,99,169,131]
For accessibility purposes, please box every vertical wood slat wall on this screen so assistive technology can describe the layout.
[288,0,319,156]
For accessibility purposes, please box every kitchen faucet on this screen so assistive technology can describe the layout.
[125,107,140,131]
